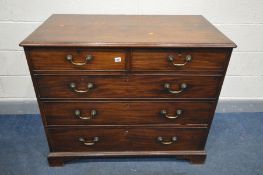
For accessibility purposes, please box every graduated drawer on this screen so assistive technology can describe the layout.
[132,48,229,71]
[28,48,127,71]
[42,101,215,126]
[48,127,208,152]
[35,75,222,99]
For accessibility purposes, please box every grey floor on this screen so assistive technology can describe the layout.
[0,113,262,175]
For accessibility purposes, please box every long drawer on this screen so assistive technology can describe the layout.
[42,101,215,126]
[28,48,127,71]
[35,75,222,99]
[48,127,208,152]
[132,48,229,71]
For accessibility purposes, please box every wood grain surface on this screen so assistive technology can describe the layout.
[20,15,236,48]
[42,101,215,126]
[48,127,208,152]
[29,48,127,71]
[20,15,235,166]
[35,75,222,99]
[132,48,229,71]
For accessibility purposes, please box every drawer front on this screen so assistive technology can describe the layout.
[43,101,215,125]
[28,48,126,71]
[36,75,222,99]
[48,127,208,152]
[132,49,229,71]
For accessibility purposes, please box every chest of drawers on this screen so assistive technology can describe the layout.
[20,15,236,166]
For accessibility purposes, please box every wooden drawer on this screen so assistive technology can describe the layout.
[35,75,222,99]
[132,49,229,71]
[42,101,215,126]
[48,127,208,152]
[28,48,127,71]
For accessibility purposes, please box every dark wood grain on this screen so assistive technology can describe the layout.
[23,48,55,152]
[132,48,229,71]
[29,48,127,71]
[35,75,222,99]
[20,15,236,48]
[42,101,215,126]
[48,127,208,152]
[20,15,236,166]
[48,151,207,166]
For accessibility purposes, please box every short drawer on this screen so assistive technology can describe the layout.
[132,49,229,71]
[28,48,127,71]
[42,101,215,126]
[35,75,222,99]
[48,127,208,152]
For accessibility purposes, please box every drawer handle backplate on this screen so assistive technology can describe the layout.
[66,54,93,66]
[78,137,99,146]
[157,136,177,145]
[160,109,183,119]
[168,55,192,67]
[164,83,187,94]
[69,82,94,93]
[75,109,97,120]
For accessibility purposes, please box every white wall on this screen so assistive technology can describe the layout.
[0,0,263,102]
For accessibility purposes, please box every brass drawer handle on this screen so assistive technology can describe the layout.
[78,137,99,146]
[66,54,93,66]
[160,109,183,119]
[168,55,192,67]
[164,83,187,94]
[157,136,177,145]
[69,82,94,93]
[75,109,97,120]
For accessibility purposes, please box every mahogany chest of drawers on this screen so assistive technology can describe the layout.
[20,15,236,166]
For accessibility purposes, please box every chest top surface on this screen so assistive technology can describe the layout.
[20,14,236,48]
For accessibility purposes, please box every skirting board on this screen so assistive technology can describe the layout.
[0,99,263,114]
